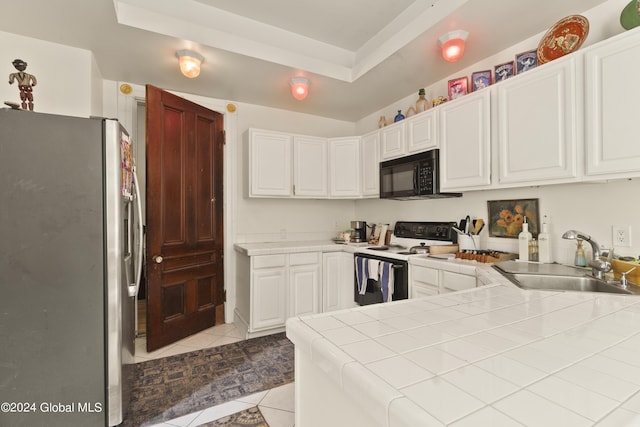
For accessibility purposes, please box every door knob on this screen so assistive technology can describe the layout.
[154,255,163,264]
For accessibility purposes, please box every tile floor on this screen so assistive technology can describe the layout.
[135,323,295,427]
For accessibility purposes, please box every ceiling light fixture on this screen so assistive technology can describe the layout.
[438,30,469,62]
[290,77,310,101]
[176,49,204,78]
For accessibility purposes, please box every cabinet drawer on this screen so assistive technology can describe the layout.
[412,266,439,285]
[253,254,287,269]
[289,252,320,266]
[441,271,476,292]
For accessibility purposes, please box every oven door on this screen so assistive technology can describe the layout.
[354,253,408,305]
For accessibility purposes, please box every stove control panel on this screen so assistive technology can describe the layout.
[393,221,457,241]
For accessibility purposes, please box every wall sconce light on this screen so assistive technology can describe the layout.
[176,49,204,78]
[438,30,469,62]
[290,77,310,101]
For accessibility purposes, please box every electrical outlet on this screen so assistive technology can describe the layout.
[612,225,632,247]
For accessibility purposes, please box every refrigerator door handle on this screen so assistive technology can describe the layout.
[128,167,144,298]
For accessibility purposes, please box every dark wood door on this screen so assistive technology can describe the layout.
[145,85,225,351]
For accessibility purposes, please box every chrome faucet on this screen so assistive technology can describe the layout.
[562,230,612,279]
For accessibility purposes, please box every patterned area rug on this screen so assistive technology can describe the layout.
[122,333,294,427]
[198,406,268,427]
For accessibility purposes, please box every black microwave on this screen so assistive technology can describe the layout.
[379,149,462,200]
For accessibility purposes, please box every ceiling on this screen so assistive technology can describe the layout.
[1,0,609,121]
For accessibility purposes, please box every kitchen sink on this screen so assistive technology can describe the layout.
[493,261,640,295]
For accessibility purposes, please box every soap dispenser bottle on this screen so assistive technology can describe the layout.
[518,216,533,261]
[538,216,552,263]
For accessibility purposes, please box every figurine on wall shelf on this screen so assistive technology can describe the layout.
[9,59,37,111]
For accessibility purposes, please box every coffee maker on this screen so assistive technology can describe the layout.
[350,221,367,243]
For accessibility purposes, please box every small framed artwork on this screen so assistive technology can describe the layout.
[448,76,468,101]
[494,61,515,82]
[515,49,538,74]
[487,198,540,238]
[471,70,492,92]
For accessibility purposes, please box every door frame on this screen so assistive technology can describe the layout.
[116,82,238,325]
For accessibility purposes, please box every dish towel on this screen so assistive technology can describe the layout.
[368,259,380,281]
[355,256,369,295]
[379,262,395,302]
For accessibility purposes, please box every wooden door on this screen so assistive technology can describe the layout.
[145,85,224,351]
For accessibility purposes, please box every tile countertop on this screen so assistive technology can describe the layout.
[234,240,363,256]
[286,278,640,426]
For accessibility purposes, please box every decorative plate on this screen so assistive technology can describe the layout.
[537,15,589,64]
[620,0,640,30]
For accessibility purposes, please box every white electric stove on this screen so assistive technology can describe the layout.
[355,221,458,261]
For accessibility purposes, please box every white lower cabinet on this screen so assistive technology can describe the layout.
[289,253,321,317]
[322,252,356,312]
[237,250,356,337]
[440,270,477,293]
[410,261,477,296]
[410,265,439,298]
[252,267,288,330]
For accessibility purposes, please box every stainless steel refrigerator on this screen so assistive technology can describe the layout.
[0,109,143,426]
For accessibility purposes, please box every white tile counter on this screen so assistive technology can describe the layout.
[287,282,640,426]
[234,240,364,256]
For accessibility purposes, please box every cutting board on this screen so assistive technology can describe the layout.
[429,244,459,255]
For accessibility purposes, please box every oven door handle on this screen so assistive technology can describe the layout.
[413,164,420,194]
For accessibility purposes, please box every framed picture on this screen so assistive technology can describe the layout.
[448,76,468,101]
[494,61,515,82]
[515,49,538,74]
[470,70,492,91]
[487,198,540,238]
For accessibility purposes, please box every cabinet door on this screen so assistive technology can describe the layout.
[410,265,439,298]
[323,252,355,312]
[406,110,438,153]
[497,58,578,184]
[249,129,292,197]
[329,137,361,197]
[361,131,380,197]
[252,268,287,330]
[293,135,328,197]
[289,263,321,317]
[440,271,476,293]
[380,122,406,160]
[439,90,491,191]
[585,31,640,178]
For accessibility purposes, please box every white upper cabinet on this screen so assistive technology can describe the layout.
[380,121,406,160]
[328,136,361,198]
[584,30,640,178]
[439,90,492,191]
[360,130,380,198]
[496,57,579,185]
[249,129,292,197]
[293,135,328,197]
[406,109,438,153]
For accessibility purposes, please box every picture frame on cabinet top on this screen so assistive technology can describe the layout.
[494,61,515,82]
[515,49,538,74]
[448,76,468,101]
[471,70,492,91]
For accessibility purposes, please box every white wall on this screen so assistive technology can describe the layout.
[232,102,357,243]
[355,0,630,134]
[0,30,99,117]
[352,0,640,265]
[355,179,640,265]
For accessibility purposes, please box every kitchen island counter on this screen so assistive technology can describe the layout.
[287,280,640,426]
